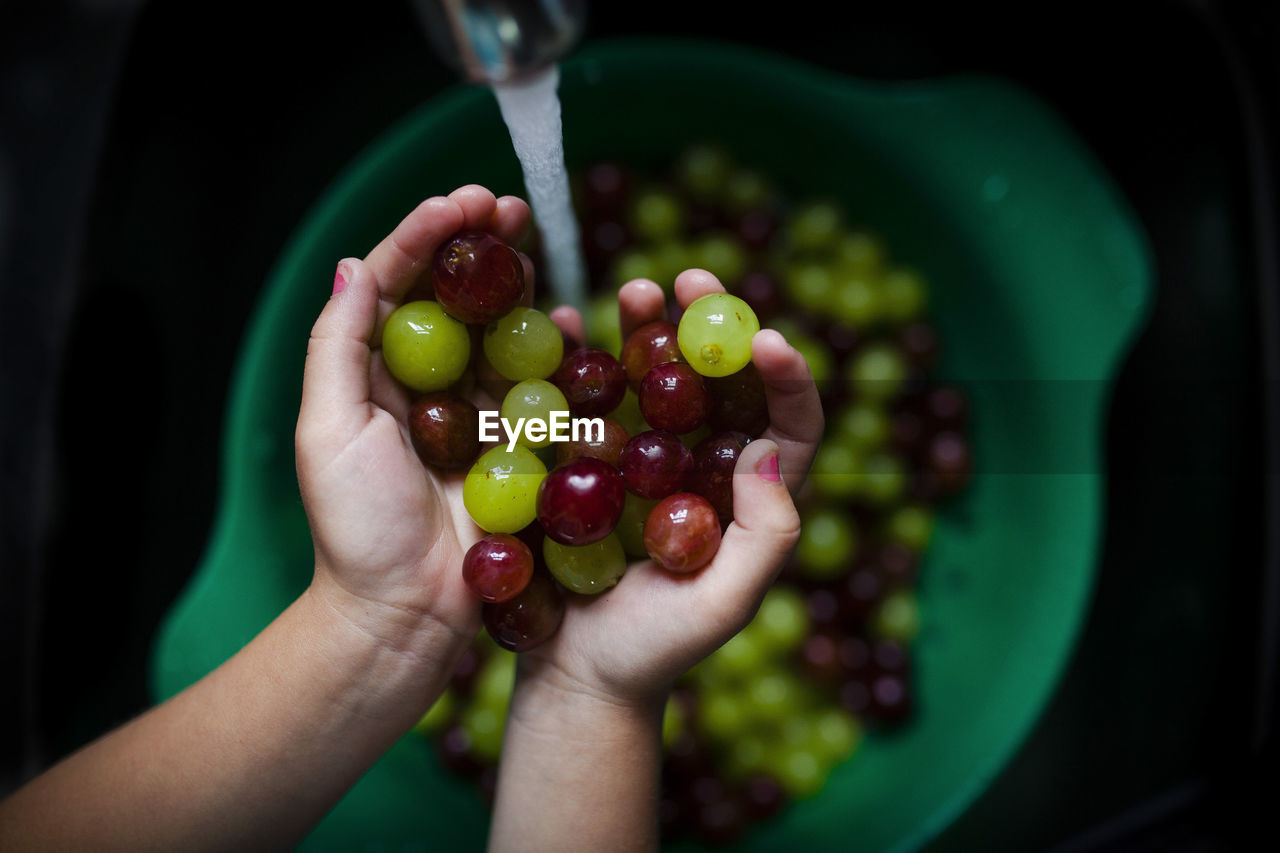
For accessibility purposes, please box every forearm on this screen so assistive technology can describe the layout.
[488,671,664,853]
[0,579,466,852]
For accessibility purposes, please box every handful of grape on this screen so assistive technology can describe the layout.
[414,146,975,846]
[381,226,771,654]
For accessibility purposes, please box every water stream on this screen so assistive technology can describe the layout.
[491,67,587,315]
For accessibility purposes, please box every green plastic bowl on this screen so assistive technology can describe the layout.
[151,38,1151,852]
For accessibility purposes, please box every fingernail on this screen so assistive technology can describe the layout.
[757,451,781,483]
[333,263,349,295]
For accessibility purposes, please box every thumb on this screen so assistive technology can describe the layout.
[693,438,803,626]
[297,258,381,450]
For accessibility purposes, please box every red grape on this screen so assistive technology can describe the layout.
[898,321,939,369]
[688,431,751,526]
[921,385,969,430]
[621,320,684,390]
[640,363,709,435]
[742,775,787,820]
[462,534,535,603]
[581,162,632,218]
[555,417,629,467]
[482,569,565,652]
[553,347,627,417]
[618,429,692,499]
[537,457,626,546]
[432,230,525,325]
[927,430,972,496]
[644,493,722,574]
[408,392,481,471]
[735,270,784,321]
[706,364,769,438]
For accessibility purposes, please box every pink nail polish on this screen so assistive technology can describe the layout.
[757,451,781,483]
[333,264,349,295]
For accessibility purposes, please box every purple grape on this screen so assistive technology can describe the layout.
[640,363,709,435]
[537,457,626,546]
[553,347,627,418]
[688,431,751,525]
[618,429,692,499]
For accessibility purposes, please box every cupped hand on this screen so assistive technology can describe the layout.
[295,186,532,652]
[524,269,824,707]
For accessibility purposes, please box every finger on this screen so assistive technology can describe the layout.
[491,195,532,245]
[449,184,499,230]
[368,352,412,425]
[687,439,801,627]
[618,278,666,340]
[672,268,725,309]
[752,329,824,492]
[549,305,586,350]
[364,196,465,333]
[298,259,381,449]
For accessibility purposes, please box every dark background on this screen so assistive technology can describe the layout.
[2,1,1278,850]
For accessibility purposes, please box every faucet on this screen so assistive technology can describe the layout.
[412,0,587,84]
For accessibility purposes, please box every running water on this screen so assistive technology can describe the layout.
[491,67,586,314]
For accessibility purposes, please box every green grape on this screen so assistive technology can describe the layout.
[610,389,648,437]
[675,145,733,202]
[460,704,505,762]
[412,688,456,735]
[884,504,935,552]
[723,734,770,780]
[786,263,835,312]
[771,747,826,798]
[873,588,922,643]
[708,629,767,681]
[836,229,887,276]
[484,307,564,381]
[651,241,692,292]
[697,689,752,741]
[796,508,858,579]
[463,445,547,533]
[615,493,657,559]
[747,672,797,724]
[686,658,728,693]
[810,438,865,501]
[610,249,661,291]
[832,275,882,329]
[787,201,843,254]
[587,292,622,356]
[811,708,861,762]
[677,293,760,378]
[860,451,908,506]
[787,330,834,386]
[661,695,685,749]
[474,650,516,713]
[723,169,772,215]
[781,715,816,750]
[381,300,471,392]
[881,266,929,323]
[543,533,627,594]
[753,586,810,653]
[692,232,748,285]
[847,342,908,402]
[629,188,685,243]
[500,379,570,448]
[834,402,891,452]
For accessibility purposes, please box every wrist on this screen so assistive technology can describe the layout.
[300,577,473,723]
[508,659,667,741]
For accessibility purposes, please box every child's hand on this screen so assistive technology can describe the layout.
[522,268,823,708]
[295,186,532,658]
